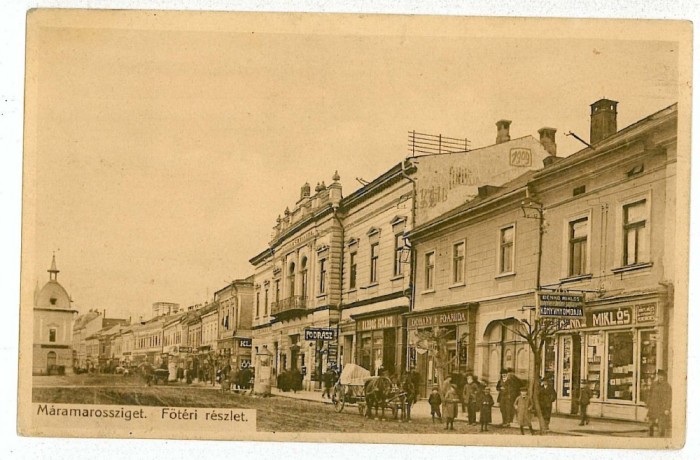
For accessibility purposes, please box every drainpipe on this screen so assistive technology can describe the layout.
[401,159,418,372]
[331,205,344,367]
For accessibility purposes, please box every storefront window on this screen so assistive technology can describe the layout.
[639,330,658,405]
[585,332,602,399]
[607,331,634,401]
[561,336,572,397]
[543,337,555,384]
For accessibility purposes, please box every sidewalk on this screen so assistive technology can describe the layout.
[270,387,650,437]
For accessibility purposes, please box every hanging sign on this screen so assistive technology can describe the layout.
[304,328,336,341]
[536,292,584,318]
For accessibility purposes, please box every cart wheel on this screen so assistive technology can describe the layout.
[333,391,345,413]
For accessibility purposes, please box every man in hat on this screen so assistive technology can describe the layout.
[647,370,672,437]
[578,380,593,426]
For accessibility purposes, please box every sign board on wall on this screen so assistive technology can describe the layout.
[413,136,550,225]
[356,314,398,332]
[407,308,469,328]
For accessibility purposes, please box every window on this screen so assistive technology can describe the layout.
[499,226,515,273]
[623,200,648,265]
[49,328,56,343]
[370,243,379,283]
[300,257,308,299]
[425,251,435,290]
[319,258,327,294]
[255,292,260,317]
[452,241,465,284]
[275,279,280,304]
[569,218,588,276]
[349,251,357,289]
[264,288,269,315]
[394,234,404,276]
[288,263,296,297]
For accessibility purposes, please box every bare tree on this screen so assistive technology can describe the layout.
[500,315,558,434]
[414,327,458,396]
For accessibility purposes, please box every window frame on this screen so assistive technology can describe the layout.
[393,233,404,277]
[497,223,516,276]
[319,257,327,294]
[568,216,590,277]
[369,242,379,284]
[349,250,357,290]
[424,250,436,292]
[451,239,466,286]
[622,199,648,266]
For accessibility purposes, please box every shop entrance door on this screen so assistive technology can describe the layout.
[383,328,396,376]
[571,334,582,415]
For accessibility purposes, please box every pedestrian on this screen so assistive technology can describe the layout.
[578,380,593,426]
[513,387,535,435]
[479,386,494,432]
[443,384,459,431]
[647,370,672,437]
[428,387,442,423]
[464,374,480,425]
[322,367,334,399]
[538,378,557,431]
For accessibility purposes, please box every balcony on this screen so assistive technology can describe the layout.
[271,295,308,318]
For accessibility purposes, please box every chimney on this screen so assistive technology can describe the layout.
[496,120,512,144]
[590,99,618,144]
[538,127,557,156]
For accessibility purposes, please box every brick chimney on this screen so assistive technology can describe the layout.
[590,99,618,144]
[538,127,557,156]
[496,120,512,144]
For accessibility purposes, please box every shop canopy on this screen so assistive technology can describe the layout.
[338,363,371,386]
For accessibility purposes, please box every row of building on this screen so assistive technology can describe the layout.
[32,99,678,422]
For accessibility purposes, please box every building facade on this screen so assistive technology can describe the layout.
[33,256,77,374]
[215,277,254,372]
[250,177,344,390]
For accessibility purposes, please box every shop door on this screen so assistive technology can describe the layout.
[570,334,582,415]
[383,328,396,376]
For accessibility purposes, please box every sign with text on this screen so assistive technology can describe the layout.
[238,338,252,348]
[356,314,398,332]
[590,307,633,327]
[407,308,469,328]
[304,328,336,341]
[636,303,657,323]
[536,292,585,318]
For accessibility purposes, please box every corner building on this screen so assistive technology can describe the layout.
[250,177,344,391]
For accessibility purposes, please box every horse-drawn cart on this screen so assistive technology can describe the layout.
[332,363,370,415]
[332,364,406,419]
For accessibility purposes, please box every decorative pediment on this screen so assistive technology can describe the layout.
[390,215,408,227]
[346,237,360,248]
[316,244,330,254]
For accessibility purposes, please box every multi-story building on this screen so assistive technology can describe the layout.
[152,302,180,318]
[132,317,165,365]
[32,256,78,375]
[250,177,344,390]
[215,276,254,371]
[406,100,678,421]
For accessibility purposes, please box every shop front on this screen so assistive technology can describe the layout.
[405,304,477,398]
[552,298,666,422]
[350,307,407,378]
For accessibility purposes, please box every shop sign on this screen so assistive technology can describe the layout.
[636,303,657,323]
[178,346,192,353]
[356,314,398,332]
[536,292,584,318]
[239,338,252,348]
[590,307,632,327]
[407,308,469,328]
[304,328,337,341]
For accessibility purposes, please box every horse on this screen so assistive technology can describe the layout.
[364,376,394,420]
[399,374,416,422]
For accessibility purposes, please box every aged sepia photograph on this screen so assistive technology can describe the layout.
[16,7,692,450]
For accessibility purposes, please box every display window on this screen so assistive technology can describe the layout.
[607,331,634,401]
[584,332,602,399]
[639,330,658,404]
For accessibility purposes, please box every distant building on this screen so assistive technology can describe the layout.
[215,276,254,371]
[152,301,180,318]
[33,255,78,375]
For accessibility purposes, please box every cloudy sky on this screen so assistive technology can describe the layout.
[25,11,681,320]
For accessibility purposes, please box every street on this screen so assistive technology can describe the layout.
[32,374,651,436]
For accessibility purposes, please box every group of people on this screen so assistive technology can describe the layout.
[428,372,495,432]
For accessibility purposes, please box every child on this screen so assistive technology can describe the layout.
[428,387,442,423]
[443,384,459,430]
[513,387,535,435]
[479,387,494,432]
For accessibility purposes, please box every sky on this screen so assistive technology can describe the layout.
[25,12,681,321]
